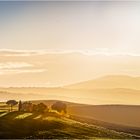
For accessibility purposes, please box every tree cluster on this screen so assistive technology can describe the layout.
[6,100,67,114]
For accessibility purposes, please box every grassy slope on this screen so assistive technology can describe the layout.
[1,100,140,128]
[0,111,139,139]
[31,100,140,128]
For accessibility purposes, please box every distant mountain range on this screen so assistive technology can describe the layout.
[0,75,140,105]
[66,75,140,90]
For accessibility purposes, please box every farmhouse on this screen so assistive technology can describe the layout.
[19,101,33,112]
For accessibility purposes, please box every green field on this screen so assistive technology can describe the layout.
[0,111,139,139]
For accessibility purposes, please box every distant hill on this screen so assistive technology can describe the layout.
[66,75,140,90]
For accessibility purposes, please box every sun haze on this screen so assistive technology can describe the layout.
[0,1,140,105]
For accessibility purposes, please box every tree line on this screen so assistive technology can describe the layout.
[6,100,67,114]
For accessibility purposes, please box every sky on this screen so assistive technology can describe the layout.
[1,1,140,53]
[0,1,140,87]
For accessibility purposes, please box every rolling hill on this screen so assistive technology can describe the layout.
[31,100,140,128]
[0,111,139,139]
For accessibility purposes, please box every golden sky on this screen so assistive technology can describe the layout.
[0,50,140,87]
[0,1,140,87]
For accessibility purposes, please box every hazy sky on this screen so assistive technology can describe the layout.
[1,1,140,54]
[0,1,140,87]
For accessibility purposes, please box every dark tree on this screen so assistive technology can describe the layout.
[6,100,18,112]
[18,100,22,111]
[51,101,67,113]
[37,103,48,113]
[33,103,48,113]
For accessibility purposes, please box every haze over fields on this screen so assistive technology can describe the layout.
[0,1,140,105]
[0,75,140,105]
